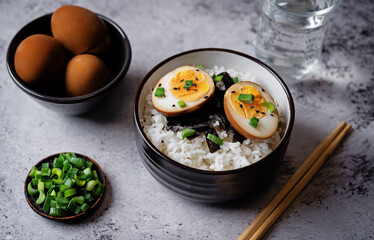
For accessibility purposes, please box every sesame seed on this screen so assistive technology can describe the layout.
[161,140,164,143]
[250,106,254,109]
[240,104,243,108]
[270,114,274,117]
[196,77,198,80]
[261,112,265,114]
[173,87,178,90]
[262,88,265,92]
[256,110,259,113]
[196,69,199,71]
[186,88,190,91]
[231,91,235,93]
[163,94,165,97]
[180,79,184,82]
[193,89,197,91]
[204,96,208,99]
[172,104,175,107]
[158,83,162,87]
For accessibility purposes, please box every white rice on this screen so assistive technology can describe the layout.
[141,66,283,171]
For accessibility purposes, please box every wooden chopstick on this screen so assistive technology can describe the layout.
[238,121,349,240]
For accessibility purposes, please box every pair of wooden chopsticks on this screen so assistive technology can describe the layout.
[238,121,351,240]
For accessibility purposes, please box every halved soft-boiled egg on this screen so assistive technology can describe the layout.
[224,81,279,140]
[151,65,215,117]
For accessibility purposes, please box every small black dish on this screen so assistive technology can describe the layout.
[7,13,131,115]
[134,48,295,203]
[24,153,106,221]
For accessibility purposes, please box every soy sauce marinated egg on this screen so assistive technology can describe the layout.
[151,66,215,117]
[224,81,278,140]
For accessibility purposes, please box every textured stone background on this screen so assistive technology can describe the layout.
[0,0,373,239]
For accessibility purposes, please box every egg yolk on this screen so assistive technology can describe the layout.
[230,86,268,119]
[169,70,210,102]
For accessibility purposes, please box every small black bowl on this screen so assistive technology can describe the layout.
[134,48,295,203]
[7,13,131,115]
[24,153,105,221]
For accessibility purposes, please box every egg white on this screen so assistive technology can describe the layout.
[151,65,215,117]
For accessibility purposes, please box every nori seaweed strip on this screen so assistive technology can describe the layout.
[217,72,235,90]
[205,128,221,153]
[233,130,246,144]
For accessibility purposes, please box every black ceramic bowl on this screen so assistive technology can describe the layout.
[24,152,105,221]
[134,48,295,203]
[7,13,131,115]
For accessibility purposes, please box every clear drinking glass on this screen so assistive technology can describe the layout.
[255,0,342,80]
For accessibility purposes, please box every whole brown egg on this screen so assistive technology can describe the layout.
[14,34,66,87]
[65,54,110,97]
[51,5,111,55]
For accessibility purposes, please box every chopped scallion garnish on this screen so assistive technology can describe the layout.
[237,94,255,104]
[177,100,186,108]
[249,117,259,128]
[207,133,224,145]
[232,77,238,84]
[262,102,275,113]
[198,64,202,69]
[183,80,193,88]
[26,153,104,217]
[212,74,223,82]
[154,87,165,97]
[181,128,196,139]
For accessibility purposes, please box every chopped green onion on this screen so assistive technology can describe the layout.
[27,183,38,196]
[51,168,62,179]
[35,191,46,204]
[64,178,75,188]
[92,182,104,196]
[74,175,86,187]
[207,133,224,146]
[67,200,81,215]
[183,80,193,88]
[181,128,196,139]
[52,179,64,185]
[198,64,203,69]
[49,207,65,217]
[92,170,98,180]
[26,153,104,217]
[86,180,98,191]
[63,162,72,173]
[154,87,165,97]
[83,168,92,178]
[64,188,77,198]
[177,100,186,108]
[81,203,89,212]
[67,167,79,178]
[29,166,40,178]
[41,168,51,177]
[38,182,45,192]
[44,181,52,189]
[43,194,54,211]
[249,117,259,128]
[54,157,64,169]
[50,200,57,208]
[262,102,275,113]
[65,152,76,161]
[32,178,38,186]
[71,196,85,205]
[232,77,238,84]
[237,94,255,104]
[85,161,93,168]
[213,74,223,82]
[70,158,86,169]
[84,193,94,203]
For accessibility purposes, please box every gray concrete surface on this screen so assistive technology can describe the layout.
[0,0,373,239]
